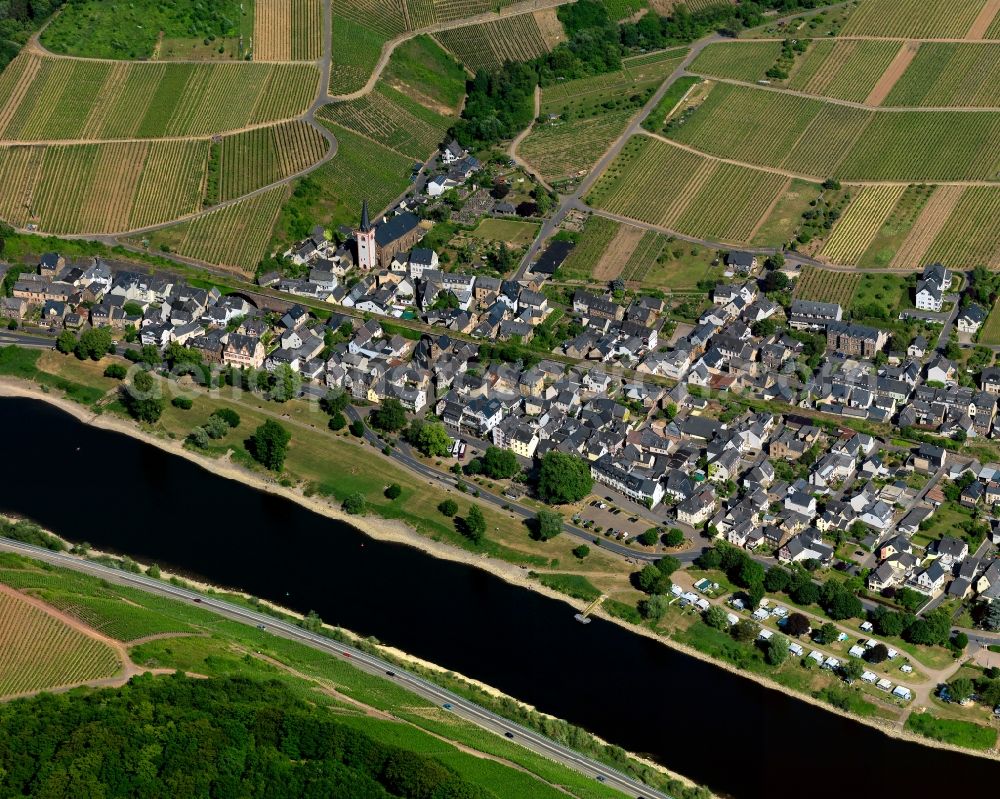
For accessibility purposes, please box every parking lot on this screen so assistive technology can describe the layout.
[574,498,654,543]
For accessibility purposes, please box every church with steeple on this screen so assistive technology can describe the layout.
[353,199,423,271]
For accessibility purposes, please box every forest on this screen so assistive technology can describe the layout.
[0,0,64,67]
[0,673,499,798]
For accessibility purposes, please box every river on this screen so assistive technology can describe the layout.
[1,396,997,797]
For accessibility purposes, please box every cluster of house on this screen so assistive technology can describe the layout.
[425,140,482,199]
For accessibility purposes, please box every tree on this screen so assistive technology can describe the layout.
[638,594,670,622]
[985,601,1000,632]
[863,643,888,664]
[370,398,407,433]
[765,634,788,666]
[171,396,192,410]
[763,270,789,293]
[764,566,791,593]
[404,419,451,457]
[638,529,658,546]
[662,528,684,548]
[121,369,163,423]
[791,579,820,606]
[572,544,590,560]
[438,499,458,517]
[732,619,759,643]
[211,408,240,429]
[75,327,113,360]
[784,612,810,637]
[904,608,951,647]
[842,657,865,682]
[816,622,839,646]
[948,677,974,703]
[480,446,519,479]
[635,564,669,595]
[268,364,299,402]
[736,558,765,589]
[187,427,210,448]
[56,329,76,354]
[147,564,161,579]
[694,547,722,570]
[952,631,969,651]
[656,555,681,577]
[461,505,486,544]
[320,389,349,415]
[384,483,402,499]
[349,419,365,437]
[249,419,291,471]
[532,509,562,541]
[872,607,907,638]
[342,492,366,514]
[822,585,863,621]
[704,605,730,630]
[103,364,127,379]
[537,451,592,503]
[204,416,229,440]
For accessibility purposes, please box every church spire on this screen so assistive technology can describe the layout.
[360,199,371,232]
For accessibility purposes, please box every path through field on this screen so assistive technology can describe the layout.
[864,41,920,106]
[966,0,1000,38]
[593,222,645,281]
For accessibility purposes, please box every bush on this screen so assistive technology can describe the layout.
[572,544,590,559]
[171,396,193,410]
[342,492,366,515]
[662,528,684,547]
[349,419,365,437]
[438,499,458,517]
[211,408,241,429]
[384,483,402,499]
[103,364,127,379]
[329,412,347,431]
[638,529,658,546]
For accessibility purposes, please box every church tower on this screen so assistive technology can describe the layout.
[356,199,377,270]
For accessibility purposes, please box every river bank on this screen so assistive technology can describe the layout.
[1,379,998,769]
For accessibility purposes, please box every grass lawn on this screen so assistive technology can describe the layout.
[751,179,822,248]
[0,346,107,406]
[906,712,998,751]
[469,218,540,248]
[382,35,467,114]
[637,242,721,290]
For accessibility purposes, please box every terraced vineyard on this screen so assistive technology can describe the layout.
[786,40,902,103]
[520,110,634,183]
[885,44,1000,108]
[0,588,121,698]
[254,0,324,61]
[586,135,787,244]
[667,82,1000,181]
[319,85,452,160]
[841,0,994,38]
[0,139,209,233]
[557,215,621,280]
[330,16,393,94]
[218,121,329,202]
[0,56,318,140]
[688,41,782,82]
[435,14,551,73]
[794,266,861,306]
[820,185,906,264]
[856,184,935,267]
[923,186,1000,268]
[140,186,289,275]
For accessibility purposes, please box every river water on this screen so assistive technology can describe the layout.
[1,396,996,797]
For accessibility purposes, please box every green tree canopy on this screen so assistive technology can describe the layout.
[537,451,592,504]
[250,419,291,471]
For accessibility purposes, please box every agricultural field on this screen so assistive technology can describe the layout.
[819,184,906,264]
[793,266,861,307]
[319,85,452,160]
[688,41,782,82]
[468,217,539,247]
[786,40,903,103]
[840,0,995,38]
[884,43,1000,108]
[0,56,319,140]
[0,139,209,234]
[254,0,324,61]
[40,0,251,60]
[667,82,1000,181]
[435,13,551,74]
[382,35,467,114]
[889,185,967,270]
[0,587,121,698]
[855,184,935,268]
[618,230,719,289]
[600,0,648,20]
[923,186,1000,268]
[137,186,288,275]
[271,122,414,241]
[540,48,686,116]
[520,110,634,183]
[217,120,329,202]
[557,215,621,281]
[586,135,787,244]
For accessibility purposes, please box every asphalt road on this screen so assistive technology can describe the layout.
[0,536,670,799]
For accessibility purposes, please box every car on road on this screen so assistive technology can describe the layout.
[193,598,202,603]
[596,775,606,783]
[385,670,395,677]
[442,703,453,710]
[504,731,514,738]
[255,624,266,630]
